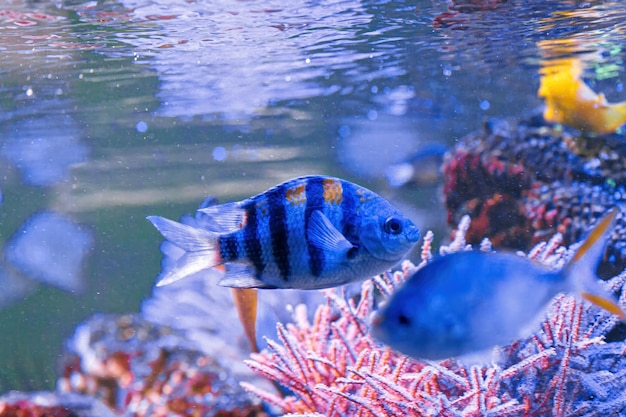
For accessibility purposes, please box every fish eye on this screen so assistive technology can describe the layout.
[384,217,403,235]
[398,313,411,326]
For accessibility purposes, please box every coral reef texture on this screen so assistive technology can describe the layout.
[0,391,116,417]
[244,226,626,416]
[443,116,626,277]
[58,313,266,417]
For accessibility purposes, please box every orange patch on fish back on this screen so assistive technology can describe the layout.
[285,184,306,206]
[257,199,269,215]
[323,178,343,205]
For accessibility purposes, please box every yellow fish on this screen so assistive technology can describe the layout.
[538,58,626,134]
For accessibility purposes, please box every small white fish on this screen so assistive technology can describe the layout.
[372,209,626,360]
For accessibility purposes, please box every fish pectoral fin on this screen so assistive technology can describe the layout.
[219,263,277,289]
[198,202,247,233]
[581,291,626,322]
[307,210,355,261]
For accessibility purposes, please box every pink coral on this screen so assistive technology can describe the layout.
[243,230,626,416]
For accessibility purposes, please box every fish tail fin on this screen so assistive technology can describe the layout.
[564,208,626,321]
[147,215,222,286]
[615,101,626,113]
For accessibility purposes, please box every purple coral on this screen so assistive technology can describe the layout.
[243,226,626,416]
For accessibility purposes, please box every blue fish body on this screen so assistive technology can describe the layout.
[148,175,420,290]
[372,209,625,360]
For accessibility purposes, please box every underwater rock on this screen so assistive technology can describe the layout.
[0,391,115,417]
[443,115,626,277]
[59,313,267,417]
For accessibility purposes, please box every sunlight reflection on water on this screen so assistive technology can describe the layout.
[116,0,380,119]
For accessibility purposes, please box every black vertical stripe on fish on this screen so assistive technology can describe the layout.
[305,177,325,277]
[243,201,265,277]
[219,235,239,262]
[268,187,291,281]
[340,179,359,244]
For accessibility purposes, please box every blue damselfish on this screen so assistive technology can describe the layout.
[147,175,420,290]
[372,208,626,360]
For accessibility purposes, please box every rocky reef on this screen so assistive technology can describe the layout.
[57,313,266,417]
[443,115,626,277]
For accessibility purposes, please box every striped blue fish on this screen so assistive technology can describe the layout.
[147,175,420,290]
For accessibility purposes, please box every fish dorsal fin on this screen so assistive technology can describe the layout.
[307,210,355,261]
[197,195,219,210]
[566,208,617,273]
[564,208,626,321]
[198,202,247,233]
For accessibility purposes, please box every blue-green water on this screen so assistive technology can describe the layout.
[0,0,625,390]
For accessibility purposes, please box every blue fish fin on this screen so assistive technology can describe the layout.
[147,215,222,286]
[197,195,219,210]
[148,216,217,251]
[307,210,355,260]
[219,264,276,289]
[198,202,247,232]
[158,251,217,286]
[564,208,626,321]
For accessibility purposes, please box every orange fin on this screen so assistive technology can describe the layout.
[565,208,626,321]
[582,292,626,322]
[231,288,259,352]
[568,208,618,267]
